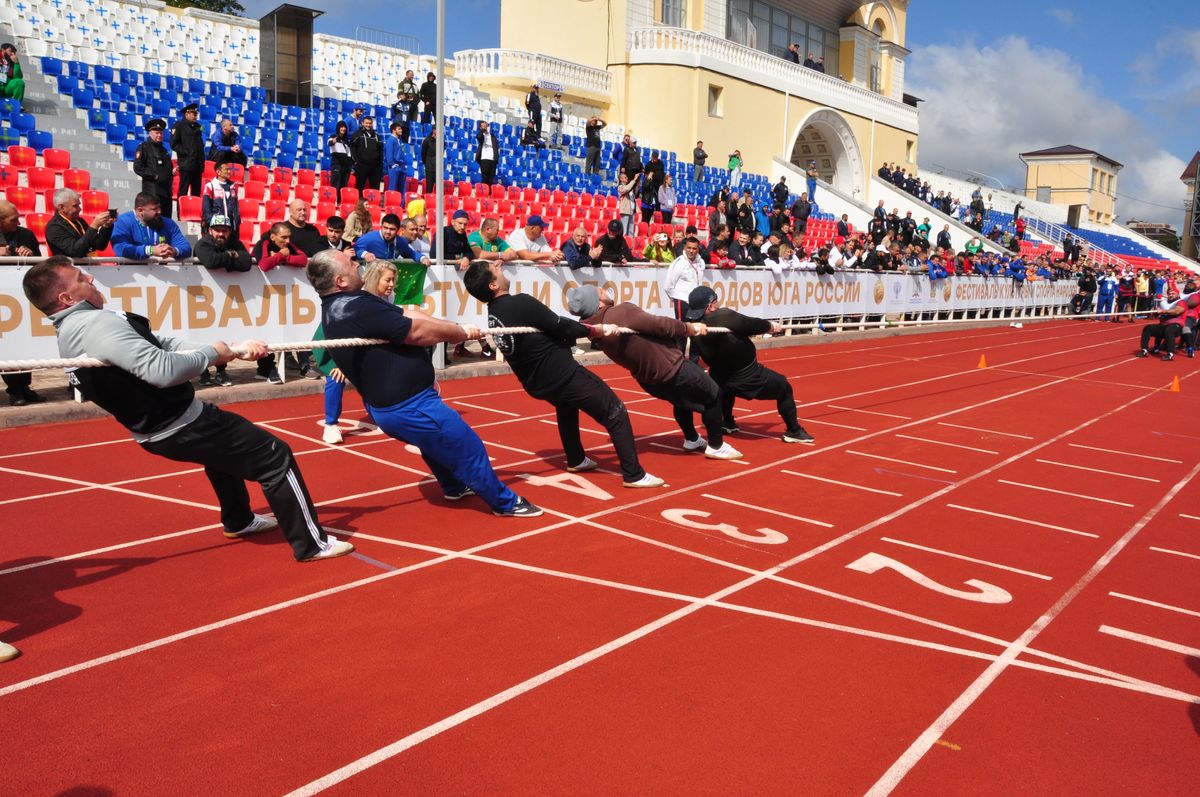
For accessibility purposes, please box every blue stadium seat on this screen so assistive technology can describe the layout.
[87,108,108,130]
[11,113,36,134]
[94,64,115,84]
[41,57,64,77]
[71,87,95,109]
[105,124,128,146]
[122,139,140,161]
[26,130,54,154]
[0,128,19,149]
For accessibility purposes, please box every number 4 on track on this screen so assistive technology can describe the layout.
[845,552,1012,604]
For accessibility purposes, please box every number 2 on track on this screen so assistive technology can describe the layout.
[845,552,1013,604]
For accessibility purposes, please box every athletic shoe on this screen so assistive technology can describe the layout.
[479,346,496,359]
[1189,349,1196,359]
[704,442,744,460]
[1163,352,1175,361]
[299,537,355,562]
[682,436,708,452]
[322,423,343,445]
[300,365,322,380]
[443,486,476,501]
[721,425,741,435]
[453,343,473,358]
[21,389,45,404]
[214,370,233,387]
[255,369,283,384]
[493,497,544,517]
[0,640,19,663]
[223,513,279,539]
[566,456,599,472]
[198,369,213,386]
[1135,349,1148,358]
[624,473,666,488]
[782,427,816,444]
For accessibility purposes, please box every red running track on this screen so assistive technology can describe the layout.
[1,318,1198,795]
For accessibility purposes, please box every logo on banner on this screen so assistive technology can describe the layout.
[873,279,885,305]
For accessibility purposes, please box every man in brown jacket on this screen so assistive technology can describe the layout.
[566,285,742,460]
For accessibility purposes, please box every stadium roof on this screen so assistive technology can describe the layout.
[1019,145,1123,168]
[1181,152,1200,183]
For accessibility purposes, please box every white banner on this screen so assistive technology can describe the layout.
[0,264,1078,360]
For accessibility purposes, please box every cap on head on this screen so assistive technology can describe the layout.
[685,286,717,321]
[607,219,623,234]
[452,209,470,221]
[526,215,546,229]
[183,103,199,114]
[566,285,600,318]
[208,214,232,229]
[144,118,166,132]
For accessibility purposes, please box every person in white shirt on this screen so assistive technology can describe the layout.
[665,236,706,332]
[505,215,563,263]
[406,214,431,257]
[548,93,564,150]
[764,242,801,276]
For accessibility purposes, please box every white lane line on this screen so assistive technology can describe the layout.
[649,441,688,453]
[896,434,999,455]
[827,404,912,419]
[847,450,957,474]
[453,401,520,417]
[0,437,132,460]
[1068,443,1181,463]
[480,440,536,456]
[938,421,1034,439]
[1108,592,1200,620]
[802,417,868,431]
[0,465,218,511]
[782,470,903,497]
[259,422,431,479]
[1179,513,1200,522]
[0,522,224,576]
[1149,545,1200,562]
[997,479,1135,507]
[879,537,1052,580]
[946,504,1099,539]
[539,419,608,436]
[1098,625,1200,659]
[700,493,833,528]
[1035,459,1160,483]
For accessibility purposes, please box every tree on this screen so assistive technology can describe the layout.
[163,0,245,16]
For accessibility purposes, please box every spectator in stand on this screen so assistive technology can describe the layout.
[658,174,677,224]
[771,176,789,210]
[389,91,410,142]
[406,215,431,259]
[790,192,811,234]
[520,120,545,149]
[548,93,564,149]
[644,151,665,193]
[735,195,757,235]
[201,160,240,237]
[46,189,114,258]
[1135,270,1152,316]
[665,236,706,339]
[585,117,606,176]
[208,118,248,168]
[253,222,308,273]
[349,116,383,191]
[693,140,708,183]
[419,73,437,125]
[642,232,674,264]
[591,219,634,265]
[434,209,474,271]
[814,56,825,73]
[133,119,175,219]
[284,201,324,257]
[1115,271,1137,321]
[728,150,743,190]
[111,193,191,260]
[327,121,354,200]
[469,217,518,263]
[344,105,364,136]
[619,136,643,183]
[384,121,407,193]
[342,199,372,246]
[422,124,440,192]
[525,84,542,137]
[0,199,44,405]
[803,52,817,69]
[0,43,25,104]
[805,160,819,201]
[171,103,204,203]
[709,239,736,268]
[194,214,251,389]
[618,171,640,236]
[506,215,563,264]
[787,43,801,64]
[356,213,427,264]
[398,70,419,124]
[475,121,500,186]
[708,200,727,241]
[638,174,658,225]
[728,230,762,266]
[561,226,593,270]
[936,224,952,251]
[1014,216,1026,241]
[316,216,350,253]
[836,213,850,238]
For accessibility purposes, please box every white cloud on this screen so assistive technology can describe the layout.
[1048,9,1075,25]
[908,36,1187,228]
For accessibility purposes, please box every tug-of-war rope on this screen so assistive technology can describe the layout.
[0,309,1137,373]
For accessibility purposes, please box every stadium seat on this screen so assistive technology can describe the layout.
[27,167,56,193]
[43,148,71,173]
[316,184,337,204]
[81,190,110,216]
[238,221,257,244]
[293,184,314,204]
[6,145,35,171]
[339,187,359,205]
[63,169,91,192]
[248,163,269,184]
[105,124,128,146]
[178,196,203,222]
[265,200,287,221]
[239,199,261,221]
[296,168,316,187]
[0,128,19,149]
[243,180,267,203]
[26,212,51,245]
[5,186,36,215]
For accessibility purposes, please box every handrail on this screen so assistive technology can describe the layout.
[453,49,613,97]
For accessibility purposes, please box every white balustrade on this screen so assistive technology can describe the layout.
[453,49,613,97]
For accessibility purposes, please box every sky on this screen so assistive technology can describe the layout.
[242,0,1196,228]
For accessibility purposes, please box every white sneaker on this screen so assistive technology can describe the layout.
[566,456,599,472]
[299,537,355,562]
[0,640,19,662]
[322,423,344,444]
[224,514,279,539]
[624,473,666,488]
[704,442,744,460]
[682,436,708,452]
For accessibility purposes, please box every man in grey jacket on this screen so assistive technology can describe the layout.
[22,257,354,564]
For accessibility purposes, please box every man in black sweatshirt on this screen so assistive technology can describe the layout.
[462,261,664,488]
[686,286,814,444]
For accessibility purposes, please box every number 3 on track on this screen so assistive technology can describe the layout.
[845,552,1012,604]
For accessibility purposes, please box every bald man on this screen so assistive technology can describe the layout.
[283,200,324,257]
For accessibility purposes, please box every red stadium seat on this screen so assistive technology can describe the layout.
[242,180,266,203]
[248,164,269,184]
[229,163,246,184]
[63,168,90,192]
[361,188,381,206]
[368,205,382,224]
[295,168,316,186]
[317,184,337,204]
[42,148,71,173]
[6,146,35,171]
[202,161,217,182]
[339,187,359,206]
[267,182,289,202]
[0,164,17,188]
[265,200,287,221]
[383,190,403,209]
[293,184,314,204]
[239,199,261,221]
[178,195,202,222]
[315,202,336,222]
[5,186,35,214]
[26,212,51,244]
[338,202,356,218]
[456,181,472,197]
[490,183,504,199]
[474,183,490,198]
[272,167,293,187]
[81,190,109,216]
[238,221,257,244]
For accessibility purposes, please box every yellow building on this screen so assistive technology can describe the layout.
[1019,145,1123,225]
[454,1,919,201]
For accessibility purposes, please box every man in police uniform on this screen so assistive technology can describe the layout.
[133,118,175,219]
[170,103,204,204]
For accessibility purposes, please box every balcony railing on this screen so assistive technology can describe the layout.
[628,27,918,134]
[454,49,613,98]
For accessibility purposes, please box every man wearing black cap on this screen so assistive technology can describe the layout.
[686,287,815,444]
[171,103,204,203]
[568,285,743,460]
[591,219,634,265]
[435,209,475,271]
[194,214,251,387]
[133,118,175,218]
[462,261,664,487]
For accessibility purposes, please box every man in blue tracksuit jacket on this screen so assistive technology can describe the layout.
[384,122,407,193]
[1097,269,1119,320]
[110,192,192,259]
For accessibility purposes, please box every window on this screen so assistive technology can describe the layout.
[727,0,837,75]
[906,140,915,164]
[708,84,723,117]
[657,0,687,28]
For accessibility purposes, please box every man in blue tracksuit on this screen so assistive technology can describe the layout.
[927,254,949,280]
[111,192,192,259]
[1097,269,1118,320]
[384,122,407,193]
[307,248,542,517]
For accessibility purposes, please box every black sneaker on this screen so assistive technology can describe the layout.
[256,369,283,384]
[479,346,496,360]
[782,427,816,444]
[8,393,28,407]
[198,369,214,386]
[1163,352,1175,361]
[493,497,544,517]
[215,370,233,387]
[443,486,476,501]
[1135,349,1148,358]
[722,425,741,435]
[22,389,46,404]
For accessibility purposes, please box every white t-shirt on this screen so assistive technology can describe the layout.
[506,228,552,253]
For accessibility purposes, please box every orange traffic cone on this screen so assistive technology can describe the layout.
[1169,375,1181,393]
[977,354,987,369]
